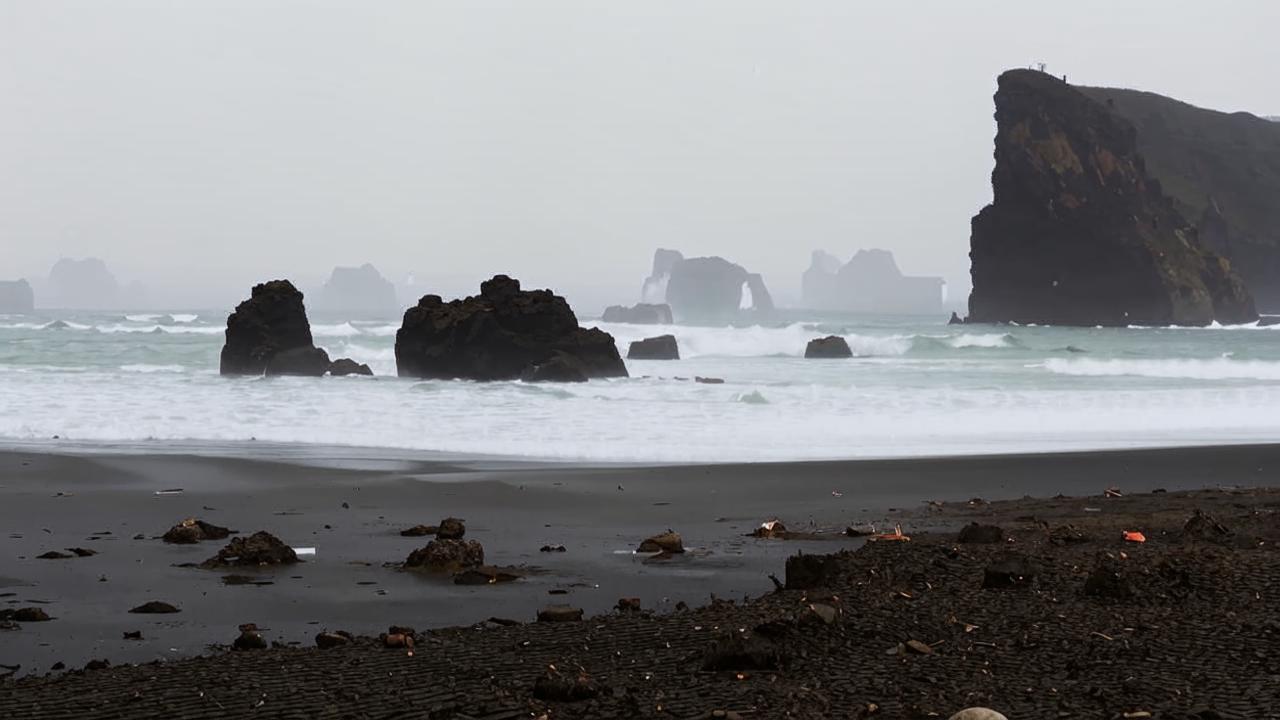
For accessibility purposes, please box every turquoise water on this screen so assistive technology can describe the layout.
[1,310,1278,461]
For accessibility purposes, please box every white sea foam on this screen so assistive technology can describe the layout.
[125,314,162,322]
[946,333,1013,349]
[169,314,199,323]
[312,322,362,338]
[120,364,186,374]
[1042,357,1280,381]
[598,322,913,358]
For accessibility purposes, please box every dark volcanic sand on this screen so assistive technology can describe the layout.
[2,444,1280,718]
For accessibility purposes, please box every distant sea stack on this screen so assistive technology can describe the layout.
[46,258,120,309]
[1076,86,1280,312]
[0,279,35,313]
[395,275,627,382]
[221,280,368,377]
[602,303,673,325]
[312,263,398,317]
[967,70,1256,327]
[640,249,773,325]
[803,249,944,315]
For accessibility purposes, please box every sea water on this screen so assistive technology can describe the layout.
[1,310,1278,462]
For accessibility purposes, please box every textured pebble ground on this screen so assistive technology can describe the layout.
[2,488,1278,719]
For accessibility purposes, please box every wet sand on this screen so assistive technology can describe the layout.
[2,444,1280,718]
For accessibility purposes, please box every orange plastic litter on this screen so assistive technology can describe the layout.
[1123,531,1146,543]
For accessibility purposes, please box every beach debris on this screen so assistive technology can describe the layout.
[539,544,567,553]
[694,376,724,384]
[1083,507,1102,513]
[1184,509,1231,540]
[162,518,232,544]
[532,664,600,702]
[0,621,17,632]
[201,532,299,568]
[905,639,935,655]
[233,624,268,650]
[702,630,781,671]
[537,605,584,623]
[637,530,685,555]
[123,631,142,640]
[785,552,839,590]
[129,601,180,614]
[36,551,73,560]
[1123,530,1147,543]
[293,547,317,556]
[403,539,485,572]
[1084,558,1134,599]
[869,525,910,542]
[436,517,466,540]
[3,608,51,623]
[399,524,438,537]
[982,554,1035,589]
[1104,487,1124,498]
[831,490,844,498]
[453,566,520,585]
[1049,524,1089,546]
[616,597,642,613]
[967,497,987,506]
[751,519,788,539]
[315,630,353,649]
[153,488,184,496]
[957,522,1005,544]
[949,710,1008,720]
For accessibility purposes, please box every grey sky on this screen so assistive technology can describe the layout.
[3,0,1277,311]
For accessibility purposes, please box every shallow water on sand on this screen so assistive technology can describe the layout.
[1,310,1279,462]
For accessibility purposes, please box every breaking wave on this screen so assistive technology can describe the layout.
[1042,357,1280,381]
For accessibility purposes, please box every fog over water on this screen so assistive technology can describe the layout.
[3,1,1278,311]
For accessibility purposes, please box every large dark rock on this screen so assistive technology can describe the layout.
[312,263,398,316]
[627,335,679,360]
[1078,85,1280,312]
[520,353,589,383]
[395,275,627,381]
[640,249,774,325]
[0,280,34,313]
[403,539,485,572]
[968,70,1256,327]
[220,280,330,376]
[802,249,944,315]
[804,336,852,359]
[602,303,673,324]
[201,531,299,568]
[328,358,373,376]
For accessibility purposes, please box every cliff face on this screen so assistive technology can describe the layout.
[1077,85,1280,312]
[968,70,1256,327]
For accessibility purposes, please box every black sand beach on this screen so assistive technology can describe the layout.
[3,443,1280,718]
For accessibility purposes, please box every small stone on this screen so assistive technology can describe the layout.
[163,518,232,544]
[123,631,142,640]
[905,639,934,655]
[37,551,73,560]
[233,629,267,650]
[129,601,180,614]
[315,631,353,649]
[616,597,642,613]
[539,544,567,553]
[12,608,51,623]
[66,547,97,557]
[537,605,584,623]
[403,539,485,572]
[84,659,110,671]
[804,602,839,625]
[399,524,438,537]
[637,531,684,554]
[436,517,466,540]
[949,709,1008,720]
[957,523,1005,544]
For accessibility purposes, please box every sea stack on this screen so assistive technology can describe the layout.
[967,70,1256,327]
[220,280,331,376]
[641,249,774,325]
[627,335,680,360]
[395,275,628,381]
[0,279,35,313]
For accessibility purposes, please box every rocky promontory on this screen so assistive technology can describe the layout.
[395,275,627,381]
[967,70,1256,327]
[0,279,34,313]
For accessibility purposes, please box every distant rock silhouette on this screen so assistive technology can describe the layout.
[395,275,627,381]
[220,280,330,376]
[602,303,673,325]
[312,264,398,317]
[968,70,1255,327]
[627,335,679,360]
[46,258,119,309]
[642,249,774,325]
[0,280,34,313]
[802,249,943,315]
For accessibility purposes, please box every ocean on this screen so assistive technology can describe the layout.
[1,310,1278,462]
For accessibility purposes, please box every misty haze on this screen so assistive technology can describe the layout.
[3,3,1280,718]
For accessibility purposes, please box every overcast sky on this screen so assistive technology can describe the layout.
[3,1,1277,310]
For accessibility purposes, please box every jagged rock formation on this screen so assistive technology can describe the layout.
[804,336,853,358]
[1075,86,1280,312]
[601,303,673,325]
[803,249,944,315]
[221,280,367,377]
[968,70,1256,327]
[312,264,398,317]
[627,335,679,360]
[46,258,119,309]
[641,249,774,325]
[0,280,34,313]
[395,275,627,381]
